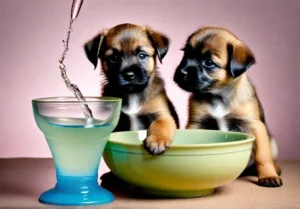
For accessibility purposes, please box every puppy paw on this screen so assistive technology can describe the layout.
[258,176,283,187]
[143,135,170,155]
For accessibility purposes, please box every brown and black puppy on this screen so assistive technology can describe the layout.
[174,27,282,187]
[84,23,179,155]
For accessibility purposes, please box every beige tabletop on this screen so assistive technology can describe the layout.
[0,158,299,209]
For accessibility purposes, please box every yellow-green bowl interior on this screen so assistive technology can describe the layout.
[107,129,254,149]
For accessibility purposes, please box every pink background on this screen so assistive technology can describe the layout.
[0,0,299,161]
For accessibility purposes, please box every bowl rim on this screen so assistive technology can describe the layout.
[32,96,122,104]
[108,129,255,148]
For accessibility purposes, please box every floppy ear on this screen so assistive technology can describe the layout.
[84,33,105,69]
[227,42,256,78]
[146,27,170,64]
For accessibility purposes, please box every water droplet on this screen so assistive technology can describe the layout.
[59,63,65,69]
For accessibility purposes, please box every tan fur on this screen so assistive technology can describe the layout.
[146,57,155,73]
[145,114,177,152]
[143,93,171,114]
[185,27,282,187]
[186,96,209,129]
[105,25,154,55]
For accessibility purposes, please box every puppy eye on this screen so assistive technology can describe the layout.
[109,54,119,63]
[203,59,215,68]
[138,52,148,60]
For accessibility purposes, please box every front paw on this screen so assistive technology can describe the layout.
[143,135,170,155]
[258,176,283,187]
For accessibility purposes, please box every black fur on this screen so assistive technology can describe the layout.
[227,43,256,78]
[84,35,102,69]
[199,116,218,130]
[138,113,159,130]
[226,117,249,133]
[198,115,248,132]
[102,62,150,94]
[113,112,131,132]
[146,30,169,64]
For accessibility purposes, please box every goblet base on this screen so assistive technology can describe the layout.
[39,175,114,206]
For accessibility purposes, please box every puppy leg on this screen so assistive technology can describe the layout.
[186,110,202,129]
[250,121,283,187]
[270,137,282,175]
[143,114,176,155]
[186,122,199,129]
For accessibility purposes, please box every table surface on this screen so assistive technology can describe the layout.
[0,158,299,209]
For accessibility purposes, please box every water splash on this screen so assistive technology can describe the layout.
[58,19,93,119]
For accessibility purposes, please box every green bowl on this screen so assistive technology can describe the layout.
[103,130,255,198]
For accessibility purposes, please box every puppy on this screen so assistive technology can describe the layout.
[84,23,179,155]
[174,27,282,187]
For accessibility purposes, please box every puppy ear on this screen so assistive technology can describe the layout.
[227,42,256,78]
[146,27,170,64]
[84,33,105,69]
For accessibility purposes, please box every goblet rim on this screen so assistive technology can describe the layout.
[32,96,121,104]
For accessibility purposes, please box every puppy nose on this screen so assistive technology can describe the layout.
[123,71,136,81]
[181,66,197,76]
[181,68,188,75]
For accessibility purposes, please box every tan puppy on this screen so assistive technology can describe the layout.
[174,27,282,187]
[84,23,179,155]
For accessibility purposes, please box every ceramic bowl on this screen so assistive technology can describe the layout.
[103,129,255,198]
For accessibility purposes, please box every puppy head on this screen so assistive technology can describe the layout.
[174,27,256,93]
[84,23,169,93]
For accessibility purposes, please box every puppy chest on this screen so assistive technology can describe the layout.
[206,102,228,131]
[199,115,248,133]
[202,103,248,132]
[122,95,142,115]
[121,95,157,131]
[122,95,142,130]
[127,115,140,131]
[207,102,229,119]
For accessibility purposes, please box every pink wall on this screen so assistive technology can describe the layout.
[0,0,299,160]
